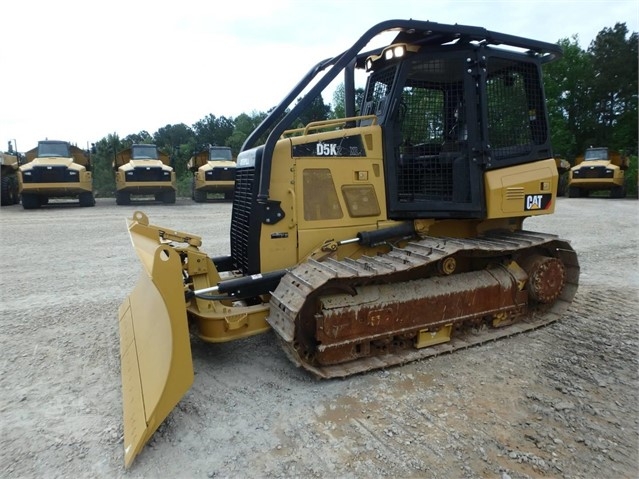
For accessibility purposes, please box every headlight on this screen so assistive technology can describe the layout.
[365,58,374,71]
[366,43,420,71]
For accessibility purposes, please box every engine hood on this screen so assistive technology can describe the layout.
[121,160,173,172]
[571,160,616,171]
[20,157,85,172]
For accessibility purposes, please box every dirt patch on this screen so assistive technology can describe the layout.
[1,197,637,478]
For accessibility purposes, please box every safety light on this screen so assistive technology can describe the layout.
[384,45,406,60]
[365,58,374,71]
[365,43,420,71]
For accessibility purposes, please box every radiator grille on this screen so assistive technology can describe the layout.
[573,166,611,179]
[126,167,171,182]
[205,168,236,181]
[22,166,80,183]
[230,166,255,274]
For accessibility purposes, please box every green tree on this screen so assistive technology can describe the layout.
[90,133,122,196]
[543,36,596,160]
[331,83,365,119]
[122,131,153,147]
[294,94,331,127]
[227,111,268,153]
[153,123,196,189]
[544,24,638,162]
[588,22,638,152]
[153,123,194,152]
[192,114,235,151]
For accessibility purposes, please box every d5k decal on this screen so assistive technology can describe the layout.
[292,136,366,157]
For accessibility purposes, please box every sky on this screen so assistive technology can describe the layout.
[1,0,637,152]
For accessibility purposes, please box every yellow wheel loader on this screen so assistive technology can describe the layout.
[189,145,236,202]
[19,140,95,209]
[118,19,579,467]
[113,144,176,205]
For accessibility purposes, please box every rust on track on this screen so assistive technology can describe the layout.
[268,231,579,378]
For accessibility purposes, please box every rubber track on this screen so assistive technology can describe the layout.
[268,230,580,379]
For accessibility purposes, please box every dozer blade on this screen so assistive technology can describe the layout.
[118,215,193,468]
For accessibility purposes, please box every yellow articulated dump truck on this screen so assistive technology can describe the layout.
[117,19,579,467]
[568,147,629,198]
[1,141,20,206]
[188,145,236,202]
[18,140,95,209]
[113,144,176,205]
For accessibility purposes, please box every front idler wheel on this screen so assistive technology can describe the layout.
[520,255,566,304]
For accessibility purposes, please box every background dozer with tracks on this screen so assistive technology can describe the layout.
[118,19,579,467]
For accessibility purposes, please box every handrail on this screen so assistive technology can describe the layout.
[281,115,378,138]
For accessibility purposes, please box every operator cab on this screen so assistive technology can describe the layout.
[131,144,159,160]
[37,141,71,158]
[209,146,233,161]
[583,148,608,161]
[359,37,553,219]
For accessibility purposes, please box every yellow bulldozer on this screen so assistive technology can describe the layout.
[19,140,95,209]
[113,144,176,205]
[188,145,236,202]
[118,20,580,467]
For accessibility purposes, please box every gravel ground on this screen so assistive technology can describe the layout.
[0,196,637,479]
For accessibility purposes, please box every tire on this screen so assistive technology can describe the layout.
[3,176,20,205]
[21,193,41,209]
[224,191,234,201]
[557,174,568,197]
[610,185,626,198]
[79,192,96,207]
[1,176,10,205]
[10,178,19,204]
[193,189,207,203]
[163,190,176,204]
[568,186,581,198]
[116,191,130,205]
